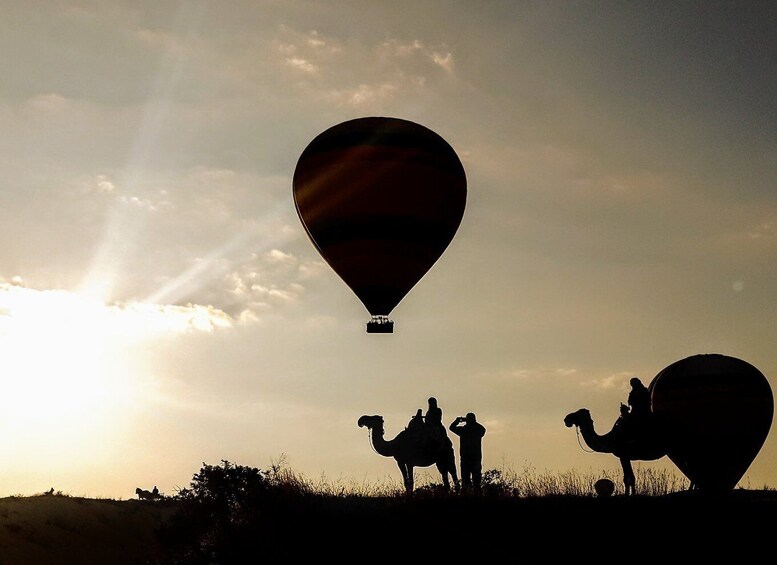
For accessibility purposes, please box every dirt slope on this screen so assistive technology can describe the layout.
[0,495,176,565]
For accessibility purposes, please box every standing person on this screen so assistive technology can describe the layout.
[449,413,486,493]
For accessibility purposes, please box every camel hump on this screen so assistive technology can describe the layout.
[404,415,452,458]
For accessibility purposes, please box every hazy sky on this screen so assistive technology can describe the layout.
[1,1,776,497]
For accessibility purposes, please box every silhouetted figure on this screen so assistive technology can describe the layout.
[616,377,652,443]
[424,397,446,452]
[136,486,161,500]
[408,408,424,433]
[565,408,667,496]
[628,377,651,420]
[425,397,442,427]
[613,403,632,437]
[449,413,486,493]
[358,414,460,494]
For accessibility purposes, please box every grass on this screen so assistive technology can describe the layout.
[156,459,774,563]
[234,457,692,499]
[0,461,773,564]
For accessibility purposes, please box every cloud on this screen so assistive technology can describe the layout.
[581,372,633,390]
[95,175,116,194]
[75,173,172,212]
[0,280,233,339]
[118,194,165,211]
[481,366,581,381]
[203,251,318,321]
[25,93,71,113]
[271,27,457,108]
[326,83,398,107]
[285,57,318,74]
[431,52,454,74]
[380,38,454,74]
[113,301,233,334]
[16,163,311,324]
[131,27,190,55]
[297,260,327,280]
[744,222,775,241]
[266,249,295,263]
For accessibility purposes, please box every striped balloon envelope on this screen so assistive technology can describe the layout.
[293,117,467,333]
[649,354,773,492]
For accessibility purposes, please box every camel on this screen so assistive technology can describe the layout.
[358,414,460,495]
[564,408,668,495]
[136,487,161,500]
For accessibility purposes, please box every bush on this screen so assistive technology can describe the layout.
[159,459,307,564]
[175,460,270,519]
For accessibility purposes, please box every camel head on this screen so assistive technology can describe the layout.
[358,415,384,431]
[564,408,592,428]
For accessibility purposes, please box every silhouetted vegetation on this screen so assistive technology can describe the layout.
[3,461,773,563]
[158,459,314,564]
[150,458,773,563]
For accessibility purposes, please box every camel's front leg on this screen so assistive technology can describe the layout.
[620,458,636,496]
[397,461,413,495]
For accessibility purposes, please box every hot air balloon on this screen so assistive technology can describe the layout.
[293,117,467,333]
[649,353,774,492]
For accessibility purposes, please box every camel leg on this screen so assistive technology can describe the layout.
[439,465,450,489]
[620,458,636,496]
[436,461,451,490]
[397,461,412,495]
[448,452,460,491]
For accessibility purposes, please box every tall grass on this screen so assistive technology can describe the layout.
[477,464,690,497]
[247,456,691,498]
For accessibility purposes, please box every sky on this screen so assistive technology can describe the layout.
[1,1,776,498]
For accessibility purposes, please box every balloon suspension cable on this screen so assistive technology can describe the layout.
[366,315,394,334]
[576,426,595,453]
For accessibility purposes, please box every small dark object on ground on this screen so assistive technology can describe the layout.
[594,478,615,497]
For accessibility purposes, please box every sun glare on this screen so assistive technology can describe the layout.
[0,283,234,457]
[0,288,140,454]
[0,281,235,494]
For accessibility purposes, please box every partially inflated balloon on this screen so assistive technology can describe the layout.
[649,354,773,492]
[293,117,467,333]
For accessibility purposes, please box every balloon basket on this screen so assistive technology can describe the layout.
[366,316,394,334]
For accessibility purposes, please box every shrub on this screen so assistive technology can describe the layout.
[160,459,309,564]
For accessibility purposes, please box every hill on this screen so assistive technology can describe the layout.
[1,489,775,563]
[0,495,176,565]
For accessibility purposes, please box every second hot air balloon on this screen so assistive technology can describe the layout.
[650,353,773,492]
[293,117,467,333]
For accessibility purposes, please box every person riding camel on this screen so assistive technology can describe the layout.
[627,377,651,420]
[616,377,652,442]
[424,397,446,452]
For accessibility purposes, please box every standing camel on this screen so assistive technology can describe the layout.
[358,414,460,494]
[564,408,667,495]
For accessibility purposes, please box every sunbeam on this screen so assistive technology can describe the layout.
[79,1,207,303]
